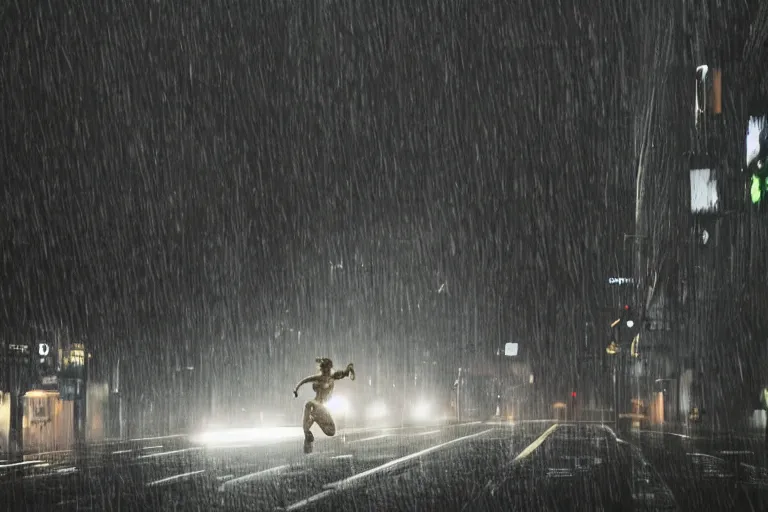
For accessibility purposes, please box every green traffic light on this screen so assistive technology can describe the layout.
[751,174,768,204]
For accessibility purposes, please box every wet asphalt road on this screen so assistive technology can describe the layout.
[3,421,768,511]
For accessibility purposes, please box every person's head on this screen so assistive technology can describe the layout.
[316,357,333,375]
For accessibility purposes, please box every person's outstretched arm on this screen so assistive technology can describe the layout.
[293,375,319,397]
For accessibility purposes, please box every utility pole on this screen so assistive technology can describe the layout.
[6,341,29,461]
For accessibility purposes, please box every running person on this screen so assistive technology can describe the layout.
[293,358,355,452]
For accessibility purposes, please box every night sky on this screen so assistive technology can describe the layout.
[1,1,761,392]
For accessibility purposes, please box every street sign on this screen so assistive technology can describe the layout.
[37,343,50,357]
[504,342,519,357]
[607,277,634,285]
[59,378,84,401]
[60,344,86,380]
[8,344,30,363]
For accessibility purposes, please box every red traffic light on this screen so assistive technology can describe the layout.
[571,391,577,398]
[623,305,630,310]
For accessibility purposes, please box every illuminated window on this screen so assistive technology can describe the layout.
[695,65,722,124]
[690,168,720,213]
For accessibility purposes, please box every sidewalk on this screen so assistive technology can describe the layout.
[627,423,768,474]
[1,433,192,464]
[632,422,765,441]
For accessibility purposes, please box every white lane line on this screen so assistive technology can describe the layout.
[348,434,391,444]
[112,449,132,455]
[142,445,164,450]
[146,469,206,487]
[138,447,202,459]
[513,423,559,462]
[217,474,235,481]
[283,490,334,511]
[28,449,72,457]
[218,464,289,492]
[331,454,354,460]
[688,452,727,462]
[413,430,441,437]
[0,460,44,469]
[330,429,493,491]
[107,434,187,442]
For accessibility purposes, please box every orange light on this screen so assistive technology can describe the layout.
[712,69,722,114]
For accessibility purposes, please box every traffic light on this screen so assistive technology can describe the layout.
[621,305,634,328]
[570,391,579,420]
[749,157,768,206]
[751,174,768,205]
[607,305,638,354]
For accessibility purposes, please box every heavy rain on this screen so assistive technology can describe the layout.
[1,0,768,510]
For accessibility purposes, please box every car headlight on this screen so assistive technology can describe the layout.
[411,401,432,421]
[326,395,351,416]
[366,401,389,420]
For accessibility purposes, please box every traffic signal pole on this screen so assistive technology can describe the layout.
[9,389,24,461]
[7,343,29,461]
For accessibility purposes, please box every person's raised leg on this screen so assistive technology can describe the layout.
[312,404,336,437]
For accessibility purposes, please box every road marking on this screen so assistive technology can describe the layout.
[216,474,235,481]
[283,490,334,511]
[349,434,391,444]
[280,428,495,511]
[138,447,202,459]
[0,460,44,469]
[331,454,354,460]
[147,469,205,487]
[413,430,441,437]
[688,452,726,462]
[513,423,559,462]
[27,449,72,457]
[112,449,132,455]
[142,445,164,450]
[218,464,289,492]
[326,428,494,492]
[205,444,259,450]
[106,434,187,442]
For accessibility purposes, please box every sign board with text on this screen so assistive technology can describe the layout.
[59,378,84,401]
[59,343,86,380]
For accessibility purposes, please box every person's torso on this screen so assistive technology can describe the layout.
[313,376,334,403]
